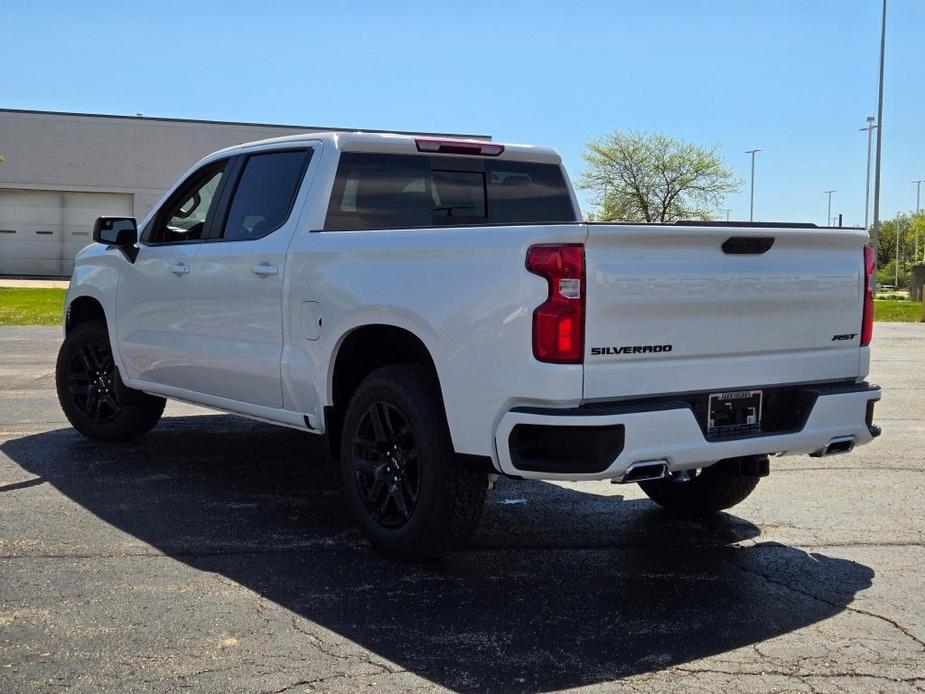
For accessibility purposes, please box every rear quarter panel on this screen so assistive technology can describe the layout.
[283,224,587,457]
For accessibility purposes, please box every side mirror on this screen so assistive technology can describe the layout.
[92,217,138,262]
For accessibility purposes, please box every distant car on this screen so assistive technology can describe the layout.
[56,132,881,558]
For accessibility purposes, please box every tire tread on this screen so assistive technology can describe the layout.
[639,462,761,515]
[339,364,486,559]
[56,320,165,441]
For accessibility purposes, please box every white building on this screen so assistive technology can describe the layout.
[0,108,485,276]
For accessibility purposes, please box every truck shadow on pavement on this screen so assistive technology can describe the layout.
[3,414,874,692]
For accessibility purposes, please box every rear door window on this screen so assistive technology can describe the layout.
[325,154,431,230]
[221,150,310,241]
[324,152,575,231]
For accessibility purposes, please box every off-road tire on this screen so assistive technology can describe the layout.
[638,460,761,515]
[56,320,165,441]
[339,364,487,559]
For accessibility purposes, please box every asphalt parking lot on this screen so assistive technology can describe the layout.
[1,325,923,693]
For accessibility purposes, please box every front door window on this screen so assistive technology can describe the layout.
[146,162,227,244]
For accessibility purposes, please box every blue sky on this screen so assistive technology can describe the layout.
[1,1,922,225]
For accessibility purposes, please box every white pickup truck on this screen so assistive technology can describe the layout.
[57,132,881,558]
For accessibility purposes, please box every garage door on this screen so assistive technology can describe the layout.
[0,189,134,277]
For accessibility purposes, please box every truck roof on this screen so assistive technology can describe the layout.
[207,131,564,165]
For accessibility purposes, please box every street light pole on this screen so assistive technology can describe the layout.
[914,180,923,263]
[724,208,732,222]
[859,117,877,230]
[824,190,836,227]
[872,0,887,287]
[745,149,761,222]
[896,221,900,288]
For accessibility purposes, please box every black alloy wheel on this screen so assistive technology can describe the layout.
[351,401,422,528]
[56,319,166,441]
[338,364,487,559]
[65,341,121,423]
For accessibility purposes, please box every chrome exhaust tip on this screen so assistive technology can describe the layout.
[615,460,669,484]
[811,435,856,457]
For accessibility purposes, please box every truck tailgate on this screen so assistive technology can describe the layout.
[582,224,866,401]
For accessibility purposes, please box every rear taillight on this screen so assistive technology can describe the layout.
[526,244,585,363]
[861,245,874,346]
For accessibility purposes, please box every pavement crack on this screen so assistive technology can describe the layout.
[775,466,924,473]
[3,538,923,561]
[0,543,349,560]
[289,616,401,675]
[259,667,409,694]
[259,679,315,694]
[674,666,924,684]
[789,541,925,549]
[726,555,925,652]
[176,663,244,680]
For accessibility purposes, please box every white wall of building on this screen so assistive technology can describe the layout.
[0,109,485,276]
[0,190,132,276]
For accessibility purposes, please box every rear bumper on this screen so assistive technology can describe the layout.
[494,382,881,481]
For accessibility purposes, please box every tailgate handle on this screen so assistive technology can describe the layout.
[722,236,774,254]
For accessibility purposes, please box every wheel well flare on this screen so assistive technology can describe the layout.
[328,325,440,458]
[66,296,106,334]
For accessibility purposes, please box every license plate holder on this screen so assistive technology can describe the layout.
[707,390,762,436]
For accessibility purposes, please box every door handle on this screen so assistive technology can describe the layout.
[169,262,190,276]
[252,262,279,277]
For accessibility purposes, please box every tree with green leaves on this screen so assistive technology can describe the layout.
[578,130,741,222]
[875,211,925,287]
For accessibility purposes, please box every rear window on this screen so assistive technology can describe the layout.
[324,153,576,231]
